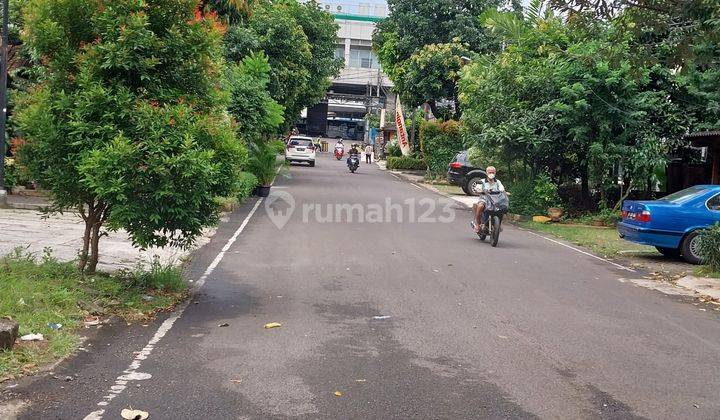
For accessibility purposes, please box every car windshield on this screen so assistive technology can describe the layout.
[658,186,708,204]
[290,139,312,147]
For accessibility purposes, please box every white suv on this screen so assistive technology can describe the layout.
[285,136,316,167]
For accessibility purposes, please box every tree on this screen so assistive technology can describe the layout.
[227,51,285,140]
[284,0,343,112]
[395,41,475,119]
[17,0,247,273]
[224,0,341,130]
[373,0,505,80]
[460,7,691,208]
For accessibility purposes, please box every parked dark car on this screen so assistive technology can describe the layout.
[447,151,486,195]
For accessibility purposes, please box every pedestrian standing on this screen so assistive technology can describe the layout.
[365,144,373,164]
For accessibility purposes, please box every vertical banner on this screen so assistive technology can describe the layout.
[395,95,411,156]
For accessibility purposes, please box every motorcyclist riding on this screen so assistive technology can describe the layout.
[347,144,360,162]
[471,166,505,233]
[334,139,344,159]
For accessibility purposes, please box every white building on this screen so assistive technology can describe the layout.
[305,2,393,140]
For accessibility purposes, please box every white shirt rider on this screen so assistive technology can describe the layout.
[480,176,505,193]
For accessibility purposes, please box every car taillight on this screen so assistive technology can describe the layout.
[449,162,462,169]
[636,210,651,222]
[621,210,628,219]
[308,145,315,150]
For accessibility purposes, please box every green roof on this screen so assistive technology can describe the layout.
[332,13,383,23]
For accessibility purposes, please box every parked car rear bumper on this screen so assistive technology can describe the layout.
[286,153,315,162]
[447,171,464,186]
[617,222,683,249]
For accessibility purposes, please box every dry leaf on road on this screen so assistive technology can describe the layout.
[121,408,149,419]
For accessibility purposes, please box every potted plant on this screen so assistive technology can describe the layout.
[247,138,281,197]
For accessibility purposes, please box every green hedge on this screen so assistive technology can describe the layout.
[387,156,427,171]
[420,120,464,176]
[508,174,561,216]
[236,171,258,200]
[387,143,403,157]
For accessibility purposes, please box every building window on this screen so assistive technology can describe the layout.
[349,47,379,69]
[334,45,345,60]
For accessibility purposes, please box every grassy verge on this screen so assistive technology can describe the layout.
[521,221,657,258]
[694,266,720,279]
[425,182,465,196]
[0,249,187,382]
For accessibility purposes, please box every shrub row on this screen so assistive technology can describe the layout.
[387,156,427,171]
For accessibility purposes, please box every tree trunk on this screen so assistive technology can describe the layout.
[86,221,101,274]
[580,162,590,203]
[85,202,107,274]
[613,181,633,212]
[427,100,440,120]
[77,202,94,273]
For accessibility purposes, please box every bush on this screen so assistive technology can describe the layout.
[3,158,31,188]
[699,224,720,270]
[268,139,286,155]
[420,120,464,176]
[533,173,561,210]
[387,156,427,171]
[574,207,621,226]
[236,171,258,200]
[508,174,561,216]
[387,143,403,157]
[247,138,281,186]
[508,179,537,215]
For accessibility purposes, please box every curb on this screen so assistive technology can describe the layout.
[384,168,474,210]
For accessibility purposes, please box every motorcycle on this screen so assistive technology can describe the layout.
[347,154,360,173]
[476,190,509,247]
[334,148,344,160]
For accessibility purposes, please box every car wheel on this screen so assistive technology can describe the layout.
[681,231,704,264]
[465,176,483,196]
[655,246,681,258]
[309,161,315,167]
[461,183,471,195]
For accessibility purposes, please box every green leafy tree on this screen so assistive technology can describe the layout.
[227,51,285,139]
[17,0,247,273]
[373,0,505,80]
[373,0,507,116]
[224,0,341,130]
[460,8,692,208]
[396,41,475,119]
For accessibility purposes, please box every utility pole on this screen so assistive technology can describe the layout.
[376,68,380,98]
[364,82,371,142]
[0,0,8,198]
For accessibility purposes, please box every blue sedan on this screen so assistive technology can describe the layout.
[618,185,720,264]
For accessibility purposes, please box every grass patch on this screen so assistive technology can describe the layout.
[0,249,187,381]
[521,221,657,258]
[694,266,720,279]
[427,183,465,196]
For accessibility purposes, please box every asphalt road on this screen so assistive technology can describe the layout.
[3,153,720,419]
